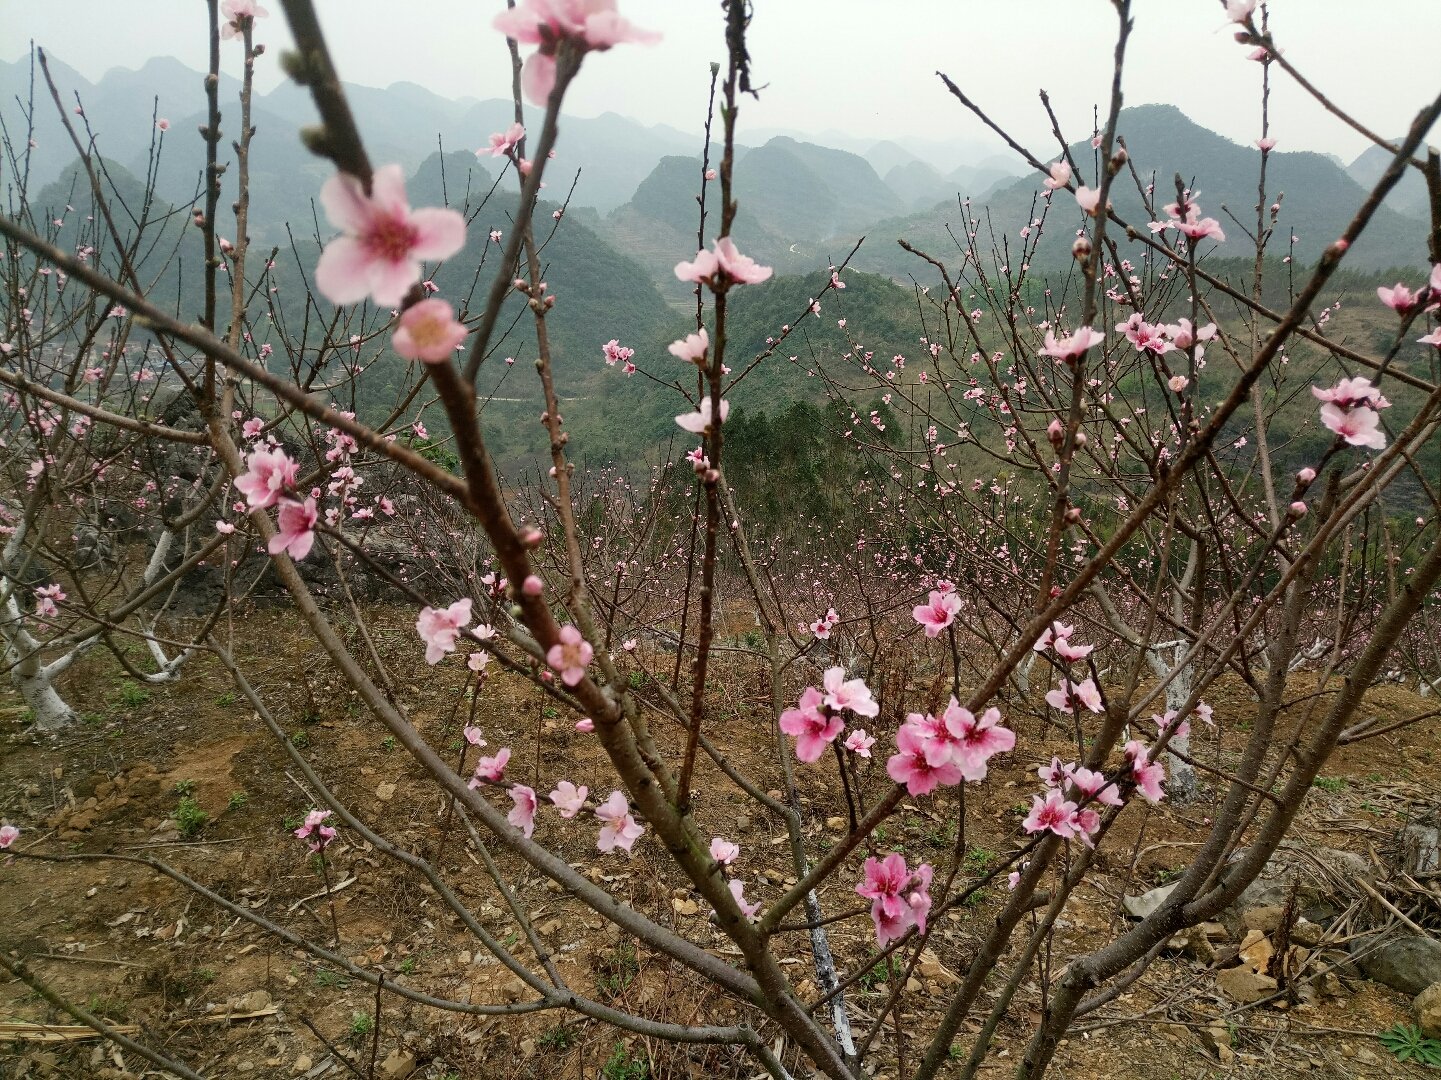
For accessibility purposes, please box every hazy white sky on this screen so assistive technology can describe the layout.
[5,1,1439,163]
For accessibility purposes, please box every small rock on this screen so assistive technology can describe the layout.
[1292,918,1323,947]
[229,990,271,1013]
[1216,966,1278,1003]
[1357,934,1441,995]
[1239,930,1274,974]
[1355,1047,1381,1067]
[1167,925,1216,964]
[1415,981,1441,1039]
[1222,846,1369,929]
[1197,1023,1233,1063]
[734,814,751,832]
[825,816,845,830]
[375,782,397,802]
[1122,882,1178,919]
[379,1049,416,1078]
[1242,906,1285,934]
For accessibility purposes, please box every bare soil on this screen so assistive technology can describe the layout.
[1,607,1438,1078]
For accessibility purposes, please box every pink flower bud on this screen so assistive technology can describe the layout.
[521,574,544,596]
[1288,501,1307,517]
[1072,236,1092,260]
[1297,467,1317,484]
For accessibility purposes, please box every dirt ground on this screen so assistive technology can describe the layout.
[1,606,1439,1079]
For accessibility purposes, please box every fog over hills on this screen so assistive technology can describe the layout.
[3,54,1430,316]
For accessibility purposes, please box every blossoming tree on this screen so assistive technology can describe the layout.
[2,1,1440,1078]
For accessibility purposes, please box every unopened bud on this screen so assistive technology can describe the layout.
[1288,501,1307,518]
[1072,235,1092,261]
[521,527,544,547]
[1047,419,1065,448]
[1064,507,1081,523]
[1297,467,1317,485]
[703,468,720,485]
[1073,431,1088,448]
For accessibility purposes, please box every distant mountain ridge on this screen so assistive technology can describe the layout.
[849,104,1431,278]
[4,54,1429,308]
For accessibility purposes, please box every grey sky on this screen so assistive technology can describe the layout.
[5,1,1438,164]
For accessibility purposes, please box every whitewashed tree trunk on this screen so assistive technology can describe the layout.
[1147,641,1198,804]
[1,591,77,730]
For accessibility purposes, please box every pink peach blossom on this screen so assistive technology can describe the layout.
[1319,402,1386,448]
[508,785,538,838]
[1311,376,1388,410]
[1038,327,1104,364]
[550,780,589,818]
[0,824,18,849]
[1042,160,1072,191]
[267,496,318,560]
[1053,636,1094,662]
[595,790,644,853]
[844,729,876,757]
[944,703,1016,780]
[471,747,511,786]
[235,446,298,509]
[546,624,594,686]
[494,0,659,105]
[1068,766,1123,807]
[315,164,465,307]
[221,0,268,39]
[1022,788,1079,839]
[887,720,963,796]
[485,122,525,157]
[728,879,760,920]
[855,853,933,947]
[1125,740,1166,802]
[293,808,337,852]
[912,589,961,637]
[822,667,878,717]
[1074,186,1106,216]
[392,298,468,362]
[416,598,472,664]
[667,328,709,364]
[779,686,844,763]
[675,237,772,288]
[1045,678,1103,715]
[710,837,739,865]
[675,397,728,434]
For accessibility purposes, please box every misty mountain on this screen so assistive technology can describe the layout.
[1349,141,1432,220]
[1,52,697,220]
[850,104,1430,280]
